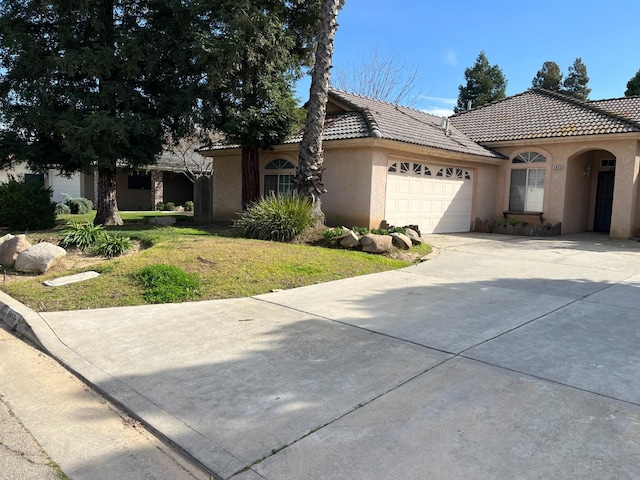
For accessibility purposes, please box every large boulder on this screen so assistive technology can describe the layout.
[339,230,360,248]
[360,233,392,253]
[390,232,412,250]
[15,242,66,274]
[0,234,32,267]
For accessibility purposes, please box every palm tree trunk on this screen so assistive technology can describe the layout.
[296,0,340,217]
[94,167,123,226]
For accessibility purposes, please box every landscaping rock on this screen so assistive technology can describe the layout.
[15,242,66,274]
[404,225,422,237]
[0,233,13,247]
[390,232,412,250]
[0,235,32,267]
[149,216,176,226]
[360,233,392,253]
[410,236,425,245]
[339,230,360,248]
[404,228,419,239]
[403,228,425,245]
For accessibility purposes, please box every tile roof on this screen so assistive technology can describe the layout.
[284,111,370,144]
[326,89,504,159]
[450,88,640,143]
[590,96,640,123]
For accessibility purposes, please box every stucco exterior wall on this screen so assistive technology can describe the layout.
[323,146,375,228]
[491,138,640,237]
[212,151,242,221]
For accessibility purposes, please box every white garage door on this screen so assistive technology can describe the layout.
[385,160,473,234]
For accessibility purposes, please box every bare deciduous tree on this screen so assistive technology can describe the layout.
[332,47,421,106]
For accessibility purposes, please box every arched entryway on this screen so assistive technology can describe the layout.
[564,149,616,234]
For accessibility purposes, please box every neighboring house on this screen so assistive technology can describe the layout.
[202,88,640,238]
[0,162,85,204]
[0,144,207,210]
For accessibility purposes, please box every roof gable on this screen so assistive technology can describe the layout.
[326,89,504,159]
[450,88,640,143]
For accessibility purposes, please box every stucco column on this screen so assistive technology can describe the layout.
[151,170,164,210]
[610,152,640,238]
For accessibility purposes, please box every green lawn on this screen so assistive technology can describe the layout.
[1,212,430,312]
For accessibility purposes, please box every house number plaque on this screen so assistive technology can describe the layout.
[552,165,564,170]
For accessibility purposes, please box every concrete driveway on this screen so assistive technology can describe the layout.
[4,233,640,479]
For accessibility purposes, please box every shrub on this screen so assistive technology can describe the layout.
[59,222,106,251]
[0,176,56,230]
[55,202,72,215]
[133,264,200,303]
[61,193,93,214]
[351,226,370,236]
[94,234,132,258]
[233,192,317,242]
[184,201,194,212]
[165,202,176,211]
[156,202,165,211]
[323,227,346,241]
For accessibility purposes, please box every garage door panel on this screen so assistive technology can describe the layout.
[385,161,473,234]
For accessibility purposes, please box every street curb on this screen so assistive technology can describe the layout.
[0,291,220,480]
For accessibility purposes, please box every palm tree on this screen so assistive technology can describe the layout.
[296,0,341,217]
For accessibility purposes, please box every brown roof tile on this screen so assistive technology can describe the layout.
[590,96,640,123]
[327,89,504,159]
[450,89,640,143]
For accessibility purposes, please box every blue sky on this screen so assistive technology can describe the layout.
[296,0,640,116]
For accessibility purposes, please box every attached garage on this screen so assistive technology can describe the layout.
[385,160,473,234]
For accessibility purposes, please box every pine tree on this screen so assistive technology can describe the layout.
[455,51,507,112]
[532,61,563,92]
[200,1,321,207]
[563,57,591,100]
[0,0,200,225]
[625,69,640,97]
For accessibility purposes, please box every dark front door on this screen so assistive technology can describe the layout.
[594,171,615,232]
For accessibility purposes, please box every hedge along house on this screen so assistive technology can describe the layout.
[450,89,640,239]
[202,89,506,234]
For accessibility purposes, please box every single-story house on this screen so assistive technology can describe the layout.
[203,88,640,239]
[0,145,205,211]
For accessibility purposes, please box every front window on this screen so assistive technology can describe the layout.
[264,159,295,195]
[508,152,547,212]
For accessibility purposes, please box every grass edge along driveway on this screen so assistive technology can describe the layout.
[0,212,430,312]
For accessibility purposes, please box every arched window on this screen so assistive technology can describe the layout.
[509,151,547,212]
[264,159,295,196]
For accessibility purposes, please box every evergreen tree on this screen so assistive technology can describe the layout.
[199,1,321,207]
[0,0,201,225]
[532,61,563,92]
[625,69,640,97]
[455,51,507,112]
[563,57,591,100]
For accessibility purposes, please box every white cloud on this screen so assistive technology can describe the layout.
[420,96,457,106]
[417,95,457,117]
[422,106,455,117]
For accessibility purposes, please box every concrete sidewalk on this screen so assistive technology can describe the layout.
[2,233,640,479]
